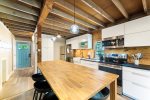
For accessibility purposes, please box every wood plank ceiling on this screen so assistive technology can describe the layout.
[0,0,149,38]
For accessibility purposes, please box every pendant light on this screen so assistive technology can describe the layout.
[70,0,79,34]
[57,34,62,38]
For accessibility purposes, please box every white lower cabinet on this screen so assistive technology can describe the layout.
[123,67,150,100]
[80,60,99,70]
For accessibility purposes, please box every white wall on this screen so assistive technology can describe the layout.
[54,38,65,60]
[41,34,66,61]
[0,21,15,89]
[42,34,54,61]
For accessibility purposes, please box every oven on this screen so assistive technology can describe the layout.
[99,64,123,95]
[102,35,124,48]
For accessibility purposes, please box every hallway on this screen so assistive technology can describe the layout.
[0,68,34,100]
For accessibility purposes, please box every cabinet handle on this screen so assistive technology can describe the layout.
[132,82,150,89]
[132,72,150,78]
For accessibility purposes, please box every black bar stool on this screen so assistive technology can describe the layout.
[43,92,58,100]
[32,73,45,82]
[90,87,110,100]
[33,81,52,100]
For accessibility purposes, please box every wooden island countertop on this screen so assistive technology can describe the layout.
[38,60,119,100]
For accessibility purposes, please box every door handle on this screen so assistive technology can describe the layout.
[28,54,31,57]
[132,72,150,78]
[132,82,150,89]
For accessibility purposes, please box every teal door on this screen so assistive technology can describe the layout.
[16,42,31,68]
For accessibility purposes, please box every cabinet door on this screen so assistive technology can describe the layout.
[123,80,150,100]
[125,30,150,47]
[87,34,92,49]
[102,24,124,39]
[125,16,150,34]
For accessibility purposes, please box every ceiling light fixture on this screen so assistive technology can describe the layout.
[70,0,79,34]
[57,34,62,38]
[52,36,57,41]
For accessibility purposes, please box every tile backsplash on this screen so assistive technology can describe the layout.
[105,47,150,65]
[74,49,95,58]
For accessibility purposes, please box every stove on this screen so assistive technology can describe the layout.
[99,53,128,95]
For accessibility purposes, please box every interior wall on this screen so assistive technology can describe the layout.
[0,21,15,89]
[42,34,54,61]
[92,30,102,49]
[54,38,66,60]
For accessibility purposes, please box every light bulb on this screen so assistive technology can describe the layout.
[57,35,61,38]
[70,24,79,34]
[52,36,57,41]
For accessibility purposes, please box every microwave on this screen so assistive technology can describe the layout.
[102,35,124,48]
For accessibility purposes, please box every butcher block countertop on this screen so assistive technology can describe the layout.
[38,60,119,100]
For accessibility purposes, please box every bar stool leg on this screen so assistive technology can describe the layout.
[35,92,38,100]
[33,90,36,100]
[39,93,42,100]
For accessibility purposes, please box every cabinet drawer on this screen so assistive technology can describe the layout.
[123,80,150,100]
[123,67,150,88]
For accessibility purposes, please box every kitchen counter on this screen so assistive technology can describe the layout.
[38,60,118,100]
[80,58,100,62]
[121,63,150,70]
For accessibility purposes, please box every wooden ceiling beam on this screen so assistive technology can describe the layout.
[0,0,39,16]
[36,0,54,62]
[4,22,35,29]
[112,0,129,19]
[42,30,68,36]
[142,0,148,14]
[54,0,105,27]
[47,16,89,31]
[81,0,115,22]
[11,31,33,37]
[8,26,34,32]
[0,5,38,21]
[6,24,34,30]
[37,0,54,26]
[43,24,71,34]
[51,8,96,29]
[2,19,36,27]
[0,13,36,26]
[9,29,32,33]
[18,0,41,9]
[44,21,86,33]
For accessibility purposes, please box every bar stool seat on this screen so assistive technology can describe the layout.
[33,81,52,100]
[90,87,109,100]
[32,73,45,82]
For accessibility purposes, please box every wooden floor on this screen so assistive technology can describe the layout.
[0,67,131,100]
[0,67,34,100]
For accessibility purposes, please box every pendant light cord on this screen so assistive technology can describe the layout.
[74,0,75,24]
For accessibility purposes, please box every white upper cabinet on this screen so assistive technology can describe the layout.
[102,23,124,39]
[125,30,150,47]
[66,34,92,49]
[125,16,150,34]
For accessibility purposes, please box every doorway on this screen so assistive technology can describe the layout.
[16,42,31,68]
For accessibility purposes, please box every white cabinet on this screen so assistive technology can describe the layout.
[125,16,150,34]
[66,34,92,49]
[80,60,99,70]
[123,67,150,100]
[102,24,124,39]
[125,30,150,47]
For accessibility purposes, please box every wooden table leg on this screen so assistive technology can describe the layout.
[110,79,117,100]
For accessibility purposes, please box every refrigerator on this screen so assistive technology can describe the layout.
[60,46,66,61]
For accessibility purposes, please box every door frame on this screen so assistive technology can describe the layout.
[16,40,32,68]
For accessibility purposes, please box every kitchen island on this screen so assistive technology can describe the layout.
[38,60,118,100]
